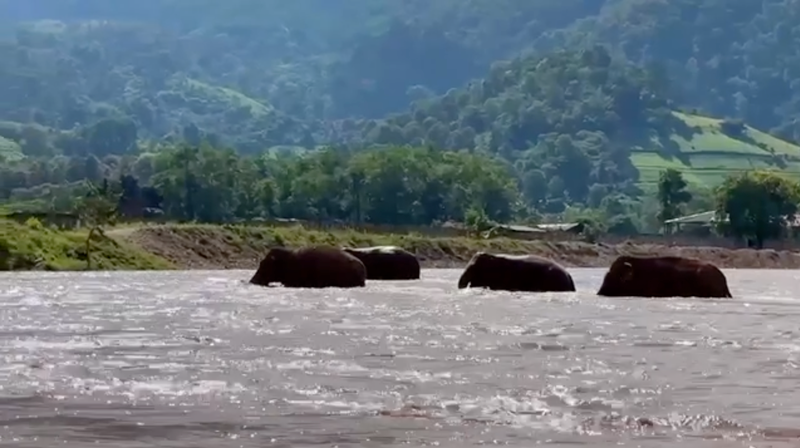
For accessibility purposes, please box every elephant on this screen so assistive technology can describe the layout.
[457,252,576,292]
[596,255,732,298]
[249,246,367,288]
[342,246,421,280]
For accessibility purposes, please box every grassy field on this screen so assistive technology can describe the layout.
[0,135,22,161]
[0,218,173,271]
[632,111,800,192]
[182,78,275,118]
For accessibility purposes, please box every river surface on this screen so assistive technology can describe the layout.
[1,269,800,447]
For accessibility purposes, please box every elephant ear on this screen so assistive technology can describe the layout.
[620,261,634,282]
[474,252,491,266]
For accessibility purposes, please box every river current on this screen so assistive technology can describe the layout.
[1,269,800,447]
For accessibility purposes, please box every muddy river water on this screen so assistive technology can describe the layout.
[1,268,800,447]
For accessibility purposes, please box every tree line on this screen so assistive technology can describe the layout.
[5,0,800,239]
[656,168,800,248]
[4,144,524,228]
[10,137,800,247]
[9,137,799,249]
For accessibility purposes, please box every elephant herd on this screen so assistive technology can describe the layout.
[249,245,734,299]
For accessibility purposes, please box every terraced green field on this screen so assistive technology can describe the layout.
[0,135,22,161]
[633,111,800,191]
[182,78,275,118]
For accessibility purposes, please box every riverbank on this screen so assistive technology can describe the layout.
[0,218,172,270]
[116,223,800,270]
[4,220,800,271]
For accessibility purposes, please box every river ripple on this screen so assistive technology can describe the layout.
[1,269,800,447]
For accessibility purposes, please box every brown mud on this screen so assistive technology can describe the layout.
[112,224,800,270]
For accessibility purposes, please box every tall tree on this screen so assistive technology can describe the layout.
[657,168,692,230]
[76,179,120,269]
[715,171,800,248]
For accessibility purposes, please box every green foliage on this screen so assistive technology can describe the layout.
[5,1,800,232]
[720,119,746,138]
[464,207,492,235]
[0,136,23,161]
[348,46,667,207]
[78,180,120,230]
[633,112,800,192]
[24,216,44,230]
[576,217,604,243]
[715,171,800,248]
[561,0,800,141]
[2,1,603,121]
[76,179,121,268]
[136,143,522,225]
[2,141,526,227]
[657,168,692,227]
[0,218,172,271]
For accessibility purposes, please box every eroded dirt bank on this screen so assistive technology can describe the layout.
[113,225,800,270]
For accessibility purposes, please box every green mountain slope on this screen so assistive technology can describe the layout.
[556,0,800,143]
[5,0,800,224]
[0,1,611,148]
[341,46,800,207]
[3,0,800,147]
[634,112,800,191]
[178,79,275,119]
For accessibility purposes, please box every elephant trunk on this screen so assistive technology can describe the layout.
[250,258,278,286]
[566,273,576,292]
[457,265,473,289]
[249,267,272,286]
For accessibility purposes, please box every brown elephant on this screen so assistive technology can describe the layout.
[596,255,732,298]
[249,246,367,288]
[457,252,576,292]
[342,246,421,280]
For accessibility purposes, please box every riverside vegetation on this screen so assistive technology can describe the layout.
[5,1,800,271]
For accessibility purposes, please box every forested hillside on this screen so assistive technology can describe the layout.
[559,0,800,141]
[3,0,800,231]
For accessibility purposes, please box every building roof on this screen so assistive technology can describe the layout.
[536,222,584,232]
[492,222,584,233]
[663,210,718,225]
[493,224,545,233]
[665,210,800,227]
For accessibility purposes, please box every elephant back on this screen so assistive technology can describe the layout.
[597,255,731,298]
[343,246,420,280]
[288,246,367,288]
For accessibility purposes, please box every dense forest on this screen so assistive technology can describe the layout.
[2,0,799,233]
[4,145,523,228]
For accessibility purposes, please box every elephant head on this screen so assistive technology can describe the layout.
[596,258,634,295]
[250,247,293,286]
[458,252,489,289]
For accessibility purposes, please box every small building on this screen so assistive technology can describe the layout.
[484,224,545,240]
[664,210,800,237]
[663,210,718,235]
[535,222,585,234]
[483,222,585,240]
